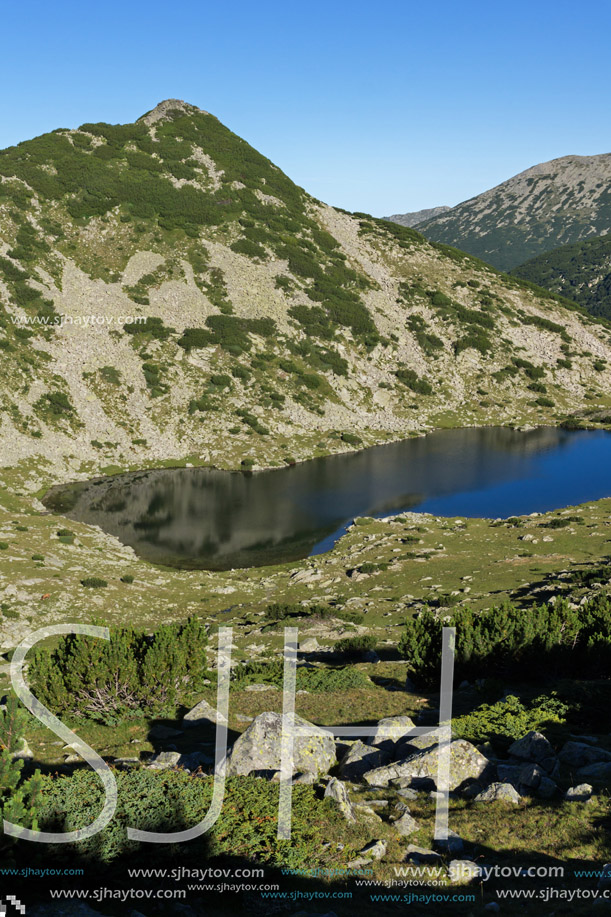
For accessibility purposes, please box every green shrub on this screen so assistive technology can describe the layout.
[37,391,74,416]
[231,364,251,381]
[0,542,8,550]
[209,373,231,389]
[395,368,433,394]
[35,770,335,868]
[178,316,276,353]
[341,432,362,445]
[1,696,42,847]
[29,617,208,720]
[334,634,377,658]
[232,658,370,692]
[428,291,452,307]
[31,554,44,562]
[399,595,611,686]
[80,577,108,588]
[543,516,582,528]
[99,365,121,384]
[230,238,266,259]
[124,317,174,340]
[120,574,135,584]
[454,331,492,355]
[453,693,569,748]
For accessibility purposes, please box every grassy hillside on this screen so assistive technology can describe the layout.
[512,233,611,320]
[0,101,610,482]
[412,154,611,271]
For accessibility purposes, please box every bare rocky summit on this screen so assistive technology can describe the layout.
[413,153,611,271]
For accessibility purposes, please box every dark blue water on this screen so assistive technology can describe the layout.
[43,427,611,570]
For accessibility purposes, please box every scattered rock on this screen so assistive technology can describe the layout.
[392,811,419,836]
[448,859,483,883]
[12,737,33,760]
[519,763,544,789]
[577,762,611,781]
[475,782,521,804]
[564,783,593,801]
[293,771,317,785]
[150,724,183,739]
[359,839,387,860]
[434,830,464,856]
[403,844,442,865]
[300,638,319,653]
[147,751,182,770]
[182,698,226,728]
[324,778,356,822]
[537,776,558,798]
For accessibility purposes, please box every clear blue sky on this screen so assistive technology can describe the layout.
[1,0,610,215]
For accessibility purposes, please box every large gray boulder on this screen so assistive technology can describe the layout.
[363,739,492,791]
[559,741,611,768]
[508,731,555,763]
[339,740,389,781]
[227,711,336,777]
[369,715,416,751]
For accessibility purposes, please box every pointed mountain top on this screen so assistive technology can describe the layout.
[137,99,210,126]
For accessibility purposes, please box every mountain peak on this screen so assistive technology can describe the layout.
[137,98,209,126]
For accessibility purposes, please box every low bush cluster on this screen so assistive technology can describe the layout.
[29,617,209,720]
[399,595,611,686]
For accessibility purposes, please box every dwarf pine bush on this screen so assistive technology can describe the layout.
[29,617,209,720]
[0,696,42,852]
[399,595,611,686]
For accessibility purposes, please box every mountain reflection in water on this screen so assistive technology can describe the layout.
[43,427,611,570]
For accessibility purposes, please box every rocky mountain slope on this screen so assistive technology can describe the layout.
[411,154,611,271]
[512,233,611,321]
[1,100,611,483]
[383,205,450,227]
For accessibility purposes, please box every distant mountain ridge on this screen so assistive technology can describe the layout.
[512,233,611,320]
[383,206,450,227]
[395,154,611,271]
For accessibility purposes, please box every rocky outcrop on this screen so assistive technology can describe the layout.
[363,739,492,791]
[227,711,336,777]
